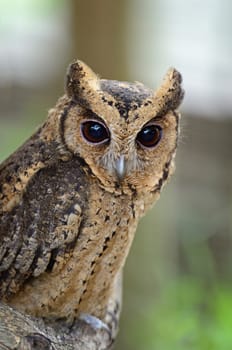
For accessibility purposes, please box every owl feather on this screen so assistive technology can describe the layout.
[0,60,183,325]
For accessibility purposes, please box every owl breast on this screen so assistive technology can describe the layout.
[7,156,148,320]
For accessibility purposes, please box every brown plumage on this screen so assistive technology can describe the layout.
[0,60,183,326]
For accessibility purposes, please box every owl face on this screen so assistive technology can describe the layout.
[63,61,183,194]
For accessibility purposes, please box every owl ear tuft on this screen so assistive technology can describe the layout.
[153,68,184,113]
[65,60,100,105]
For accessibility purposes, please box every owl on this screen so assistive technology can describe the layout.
[0,60,183,337]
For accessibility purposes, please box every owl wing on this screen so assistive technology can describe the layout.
[0,158,87,299]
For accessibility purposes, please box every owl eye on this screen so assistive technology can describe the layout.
[136,124,162,148]
[81,120,110,144]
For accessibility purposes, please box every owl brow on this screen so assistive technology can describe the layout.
[148,115,164,123]
[153,106,177,120]
[82,109,105,123]
[144,110,178,129]
[144,113,168,125]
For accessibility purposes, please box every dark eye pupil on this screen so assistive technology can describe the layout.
[81,121,109,144]
[137,125,162,148]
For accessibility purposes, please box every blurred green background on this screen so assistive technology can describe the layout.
[0,1,232,349]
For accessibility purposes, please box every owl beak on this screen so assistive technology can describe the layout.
[115,155,126,180]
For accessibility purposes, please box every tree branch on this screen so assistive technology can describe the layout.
[0,303,113,350]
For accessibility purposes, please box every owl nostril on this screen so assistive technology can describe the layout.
[115,155,126,180]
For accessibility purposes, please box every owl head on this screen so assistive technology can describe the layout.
[58,60,184,195]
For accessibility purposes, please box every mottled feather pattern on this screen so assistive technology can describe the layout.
[0,60,183,325]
